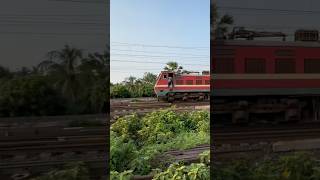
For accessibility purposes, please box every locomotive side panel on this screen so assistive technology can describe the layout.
[212,41,320,124]
[154,71,210,102]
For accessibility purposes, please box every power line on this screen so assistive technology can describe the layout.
[111,48,208,57]
[0,31,106,36]
[218,6,320,14]
[111,53,209,59]
[0,17,106,22]
[111,59,209,66]
[111,70,156,72]
[0,13,106,17]
[111,42,209,49]
[110,56,209,62]
[48,0,106,4]
[0,20,106,26]
[111,67,160,71]
[224,12,320,16]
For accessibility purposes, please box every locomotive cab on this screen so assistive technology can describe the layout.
[161,72,174,79]
[154,70,210,102]
[154,71,175,101]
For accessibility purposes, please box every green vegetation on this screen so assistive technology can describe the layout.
[212,152,320,180]
[153,163,210,180]
[110,170,134,180]
[110,109,210,176]
[164,61,183,73]
[110,72,157,98]
[31,162,89,180]
[0,45,108,117]
[153,150,210,180]
[110,150,210,180]
[110,61,189,98]
[211,2,234,39]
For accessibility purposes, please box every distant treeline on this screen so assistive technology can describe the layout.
[110,73,157,98]
[110,61,192,99]
[0,45,108,117]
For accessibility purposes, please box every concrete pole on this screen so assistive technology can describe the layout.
[211,0,216,40]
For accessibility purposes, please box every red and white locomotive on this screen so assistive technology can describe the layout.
[154,71,210,102]
[213,29,320,124]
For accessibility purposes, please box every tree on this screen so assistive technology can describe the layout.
[124,76,136,85]
[0,66,12,79]
[38,45,83,102]
[164,61,183,73]
[211,3,234,39]
[142,72,157,84]
[0,76,66,117]
[78,51,109,113]
[110,84,130,98]
[14,67,31,77]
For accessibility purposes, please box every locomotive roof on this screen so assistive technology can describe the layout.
[160,71,209,76]
[213,40,320,48]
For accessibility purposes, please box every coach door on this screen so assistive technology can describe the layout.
[168,72,174,88]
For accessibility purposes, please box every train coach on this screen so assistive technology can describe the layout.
[212,39,320,124]
[154,71,210,102]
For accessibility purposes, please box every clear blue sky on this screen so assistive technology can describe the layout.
[110,0,210,83]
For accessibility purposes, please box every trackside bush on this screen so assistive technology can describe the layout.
[110,109,210,176]
[212,152,320,180]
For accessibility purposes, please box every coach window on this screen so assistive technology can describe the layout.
[215,58,234,73]
[196,80,202,85]
[176,80,183,85]
[205,80,210,85]
[245,58,266,73]
[305,59,320,73]
[275,59,295,73]
[274,49,295,57]
[186,80,193,85]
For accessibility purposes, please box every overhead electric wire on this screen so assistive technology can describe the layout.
[0,13,106,17]
[111,42,209,50]
[111,48,208,57]
[111,59,209,66]
[0,31,106,36]
[0,20,106,26]
[48,0,106,4]
[111,67,160,71]
[218,6,320,14]
[223,12,320,16]
[111,53,209,59]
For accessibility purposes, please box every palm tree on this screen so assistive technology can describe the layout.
[79,50,109,113]
[124,76,136,87]
[164,61,183,73]
[38,45,83,102]
[211,2,234,39]
[142,72,156,84]
[81,51,108,79]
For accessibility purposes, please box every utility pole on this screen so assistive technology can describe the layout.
[211,0,216,40]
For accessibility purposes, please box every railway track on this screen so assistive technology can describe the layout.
[0,157,107,180]
[0,114,107,128]
[0,126,107,179]
[110,99,209,120]
[163,124,320,163]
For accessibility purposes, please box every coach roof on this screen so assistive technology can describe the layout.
[212,40,320,48]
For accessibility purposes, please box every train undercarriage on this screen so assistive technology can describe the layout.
[159,91,210,102]
[212,95,320,125]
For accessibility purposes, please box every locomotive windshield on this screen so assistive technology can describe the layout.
[163,74,167,79]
